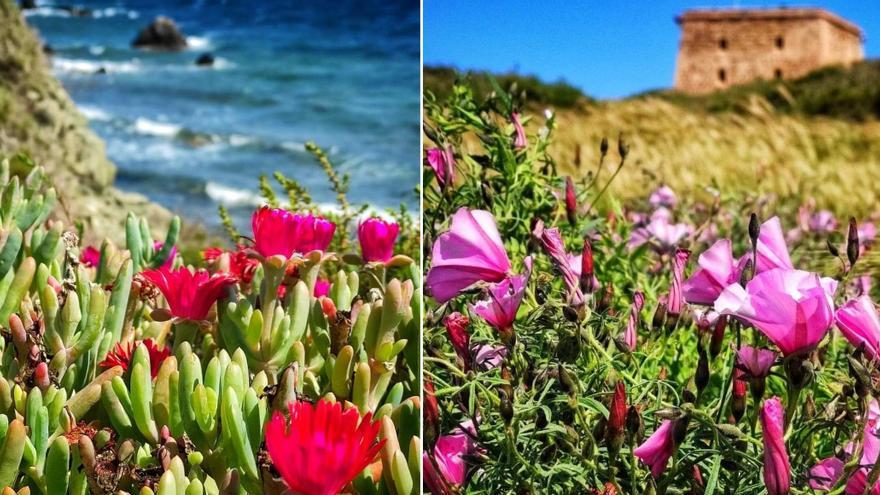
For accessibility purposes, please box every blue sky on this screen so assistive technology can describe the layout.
[424,1,879,99]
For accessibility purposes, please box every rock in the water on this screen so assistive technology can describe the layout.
[18,0,35,9]
[195,52,215,66]
[42,44,54,55]
[132,16,187,51]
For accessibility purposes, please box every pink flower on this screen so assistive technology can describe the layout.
[836,295,880,360]
[736,345,777,379]
[474,344,507,370]
[313,278,331,298]
[266,400,384,495]
[80,246,101,268]
[629,209,691,253]
[565,251,600,293]
[845,401,880,494]
[809,210,838,233]
[358,217,399,263]
[649,185,677,209]
[622,291,644,351]
[634,420,676,478]
[471,271,529,337]
[761,397,790,495]
[251,206,336,259]
[667,248,690,315]
[541,228,584,307]
[512,111,527,149]
[426,146,455,190]
[755,217,793,274]
[428,421,479,489]
[682,240,743,306]
[564,176,577,225]
[444,312,471,368]
[427,208,511,304]
[715,268,837,356]
[141,267,236,321]
[808,457,845,491]
[153,241,177,269]
[860,222,877,246]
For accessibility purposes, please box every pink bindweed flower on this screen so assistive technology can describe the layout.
[715,268,837,356]
[634,420,676,479]
[141,267,236,321]
[512,111,527,149]
[682,239,743,306]
[761,397,791,495]
[736,345,777,379]
[835,295,880,360]
[99,339,170,379]
[474,344,507,370]
[649,185,677,209]
[266,400,384,495]
[428,421,479,489]
[471,270,530,339]
[358,217,399,263]
[541,228,584,307]
[427,208,511,304]
[809,210,838,233]
[755,217,793,274]
[667,248,690,316]
[444,312,471,368]
[251,206,336,259]
[621,291,644,351]
[808,457,845,491]
[629,209,691,253]
[564,176,578,225]
[808,401,880,493]
[860,222,877,246]
[566,252,600,293]
[426,146,455,190]
[80,246,100,268]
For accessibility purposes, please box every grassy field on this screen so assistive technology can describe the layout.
[425,62,880,217]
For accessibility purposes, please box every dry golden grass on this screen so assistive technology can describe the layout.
[539,95,880,216]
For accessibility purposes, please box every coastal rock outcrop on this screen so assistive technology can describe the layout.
[132,16,187,51]
[1,0,171,243]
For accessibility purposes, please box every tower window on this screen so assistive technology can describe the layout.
[774,68,783,79]
[775,36,784,48]
[720,38,728,50]
[718,69,727,82]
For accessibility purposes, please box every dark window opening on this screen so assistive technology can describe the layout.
[774,68,783,79]
[720,38,728,50]
[718,69,726,82]
[775,36,784,48]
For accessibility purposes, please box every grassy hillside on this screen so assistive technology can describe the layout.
[425,62,880,216]
[0,0,169,242]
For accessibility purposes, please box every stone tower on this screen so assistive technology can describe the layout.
[673,8,863,94]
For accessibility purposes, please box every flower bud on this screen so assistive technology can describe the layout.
[848,217,860,267]
[499,389,514,424]
[424,379,439,448]
[606,381,627,459]
[626,405,644,441]
[709,316,727,358]
[580,240,595,294]
[827,238,840,258]
[731,371,746,423]
[748,212,760,249]
[651,298,667,332]
[672,417,689,445]
[695,346,710,393]
[565,176,578,226]
[443,312,471,370]
[600,137,609,157]
[617,134,629,160]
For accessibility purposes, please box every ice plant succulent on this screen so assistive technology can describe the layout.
[715,268,837,356]
[265,399,384,495]
[141,266,236,321]
[358,217,399,263]
[761,397,790,495]
[427,208,511,303]
[251,206,336,259]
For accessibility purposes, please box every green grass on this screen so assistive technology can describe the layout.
[424,66,592,108]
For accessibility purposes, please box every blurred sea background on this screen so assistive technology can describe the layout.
[26,0,420,229]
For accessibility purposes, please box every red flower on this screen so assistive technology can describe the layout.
[358,217,399,263]
[99,339,170,378]
[252,206,336,259]
[141,267,236,321]
[266,399,384,495]
[80,246,100,268]
[443,312,471,369]
[607,380,627,436]
[203,245,258,284]
[580,240,594,294]
[564,176,577,225]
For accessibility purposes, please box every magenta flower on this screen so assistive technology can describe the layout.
[313,278,331,298]
[427,208,511,304]
[512,111,527,149]
[649,185,677,209]
[761,397,790,495]
[715,268,837,356]
[80,245,100,268]
[736,345,777,379]
[809,210,838,233]
[755,217,793,274]
[860,222,877,246]
[252,206,336,259]
[444,312,471,368]
[153,241,177,269]
[474,344,507,370]
[565,252,600,293]
[621,291,644,351]
[667,248,690,316]
[836,295,880,360]
[808,457,845,491]
[428,421,479,489]
[808,401,880,493]
[564,176,577,225]
[358,217,399,263]
[634,420,676,479]
[629,209,691,253]
[682,239,743,306]
[426,146,455,190]
[471,272,529,337]
[541,227,584,307]
[141,267,236,321]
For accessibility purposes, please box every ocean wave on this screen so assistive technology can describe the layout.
[78,105,112,121]
[205,182,262,207]
[52,57,140,74]
[24,5,137,18]
[132,118,182,138]
[91,7,138,19]
[186,36,212,50]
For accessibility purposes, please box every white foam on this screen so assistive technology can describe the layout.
[186,36,211,50]
[205,182,262,207]
[133,118,181,137]
[228,134,257,147]
[78,105,111,121]
[88,45,106,56]
[23,7,71,18]
[92,7,137,18]
[52,57,140,74]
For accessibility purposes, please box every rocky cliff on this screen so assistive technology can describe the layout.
[0,0,169,243]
